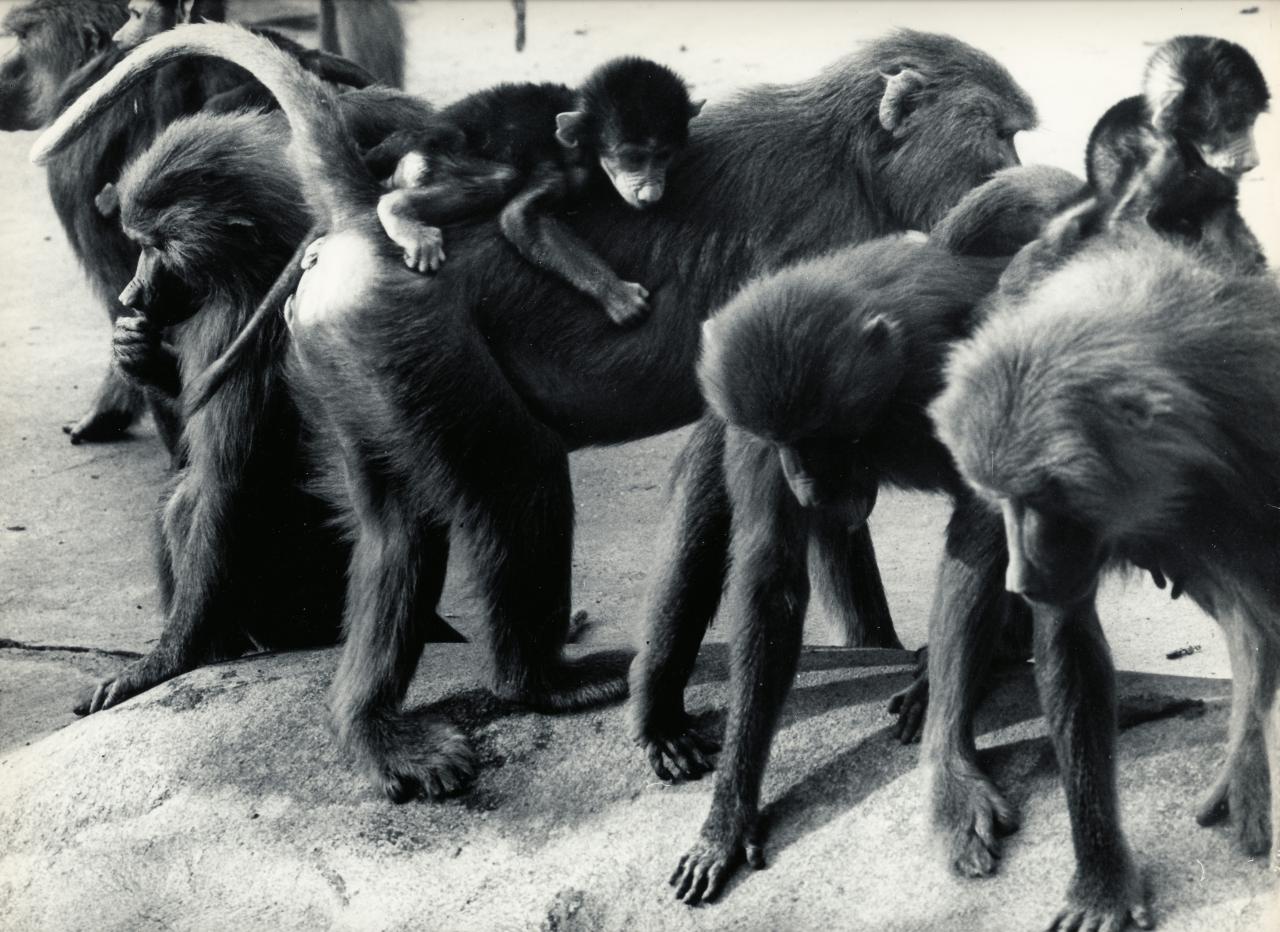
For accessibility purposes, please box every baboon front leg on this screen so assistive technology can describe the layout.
[923,497,1020,876]
[671,444,808,904]
[630,416,729,782]
[74,473,248,714]
[1034,600,1153,932]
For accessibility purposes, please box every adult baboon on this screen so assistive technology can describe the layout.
[931,225,1280,929]
[36,26,1037,802]
[75,83,445,714]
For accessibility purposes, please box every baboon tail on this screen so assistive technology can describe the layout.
[31,23,379,227]
[183,235,313,417]
[321,0,406,89]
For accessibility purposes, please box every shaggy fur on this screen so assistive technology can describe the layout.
[34,27,1037,815]
[930,226,1280,927]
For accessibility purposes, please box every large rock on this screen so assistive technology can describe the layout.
[0,645,1275,931]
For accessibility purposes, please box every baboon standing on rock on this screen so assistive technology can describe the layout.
[932,226,1280,929]
[37,26,1037,803]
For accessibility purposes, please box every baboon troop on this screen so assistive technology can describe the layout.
[8,2,1277,926]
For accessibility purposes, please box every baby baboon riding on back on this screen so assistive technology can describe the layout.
[368,56,703,325]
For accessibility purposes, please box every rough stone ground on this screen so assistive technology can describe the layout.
[0,2,1278,930]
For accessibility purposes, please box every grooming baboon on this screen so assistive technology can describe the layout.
[36,26,1037,803]
[368,56,701,325]
[651,166,1083,902]
[1085,36,1269,270]
[931,226,1280,929]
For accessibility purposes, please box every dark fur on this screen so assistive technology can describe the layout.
[663,235,1020,903]
[28,42,443,713]
[372,56,700,324]
[653,166,1081,901]
[930,226,1280,927]
[1082,36,1269,270]
[35,27,1036,804]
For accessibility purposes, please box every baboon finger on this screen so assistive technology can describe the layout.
[647,745,675,782]
[744,843,765,870]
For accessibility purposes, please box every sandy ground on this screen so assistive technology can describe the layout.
[1,1,1278,751]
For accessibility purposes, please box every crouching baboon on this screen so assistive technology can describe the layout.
[929,225,1280,929]
[649,166,1083,904]
[36,25,1039,803]
[31,74,441,711]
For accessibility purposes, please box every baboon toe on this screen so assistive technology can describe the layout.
[1194,781,1229,826]
[642,723,719,782]
[1234,808,1271,857]
[375,720,476,803]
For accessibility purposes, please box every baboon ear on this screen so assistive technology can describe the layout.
[860,314,895,350]
[1108,386,1162,431]
[688,98,707,119]
[878,68,926,135]
[555,111,587,148]
[82,25,105,55]
[178,1,197,24]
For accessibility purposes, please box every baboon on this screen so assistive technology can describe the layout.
[931,225,1280,929]
[1085,36,1269,270]
[650,166,1084,903]
[0,0,369,451]
[367,56,702,324]
[70,83,447,715]
[36,26,1038,802]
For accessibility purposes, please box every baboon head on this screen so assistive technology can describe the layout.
[931,229,1263,604]
[0,0,125,131]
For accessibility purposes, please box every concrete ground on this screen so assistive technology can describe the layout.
[0,2,1278,928]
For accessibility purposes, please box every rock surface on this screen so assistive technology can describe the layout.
[1,645,1275,931]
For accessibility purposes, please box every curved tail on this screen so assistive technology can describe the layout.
[31,23,380,227]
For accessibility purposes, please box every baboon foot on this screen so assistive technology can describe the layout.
[506,650,633,712]
[670,815,764,905]
[402,226,445,274]
[934,767,1020,877]
[888,649,929,743]
[62,405,135,445]
[345,710,476,803]
[1049,866,1153,932]
[72,653,185,715]
[604,281,650,327]
[636,711,720,782]
[1198,748,1273,856]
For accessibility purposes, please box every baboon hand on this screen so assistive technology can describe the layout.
[669,820,764,905]
[1049,866,1152,932]
[604,281,650,326]
[111,316,163,383]
[401,226,446,274]
[636,712,720,782]
[934,767,1020,877]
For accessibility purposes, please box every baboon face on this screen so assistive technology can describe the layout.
[114,0,180,51]
[0,1,121,131]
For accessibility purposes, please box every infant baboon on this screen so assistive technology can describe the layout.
[1087,35,1269,268]
[371,56,703,325]
[931,226,1280,929]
